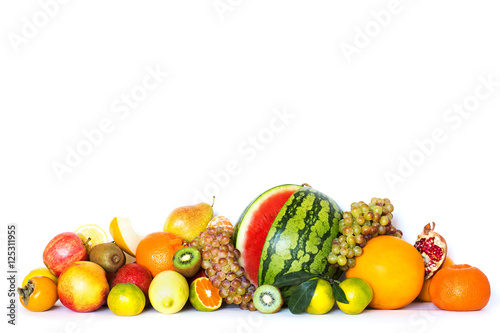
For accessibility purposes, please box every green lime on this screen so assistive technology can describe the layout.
[107,283,146,316]
[305,279,335,315]
[337,277,373,315]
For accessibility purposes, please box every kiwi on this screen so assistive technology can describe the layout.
[172,247,201,278]
[253,285,283,314]
[89,243,125,273]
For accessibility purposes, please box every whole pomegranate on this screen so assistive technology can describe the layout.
[414,222,447,280]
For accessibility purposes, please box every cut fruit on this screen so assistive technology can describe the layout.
[233,184,302,287]
[75,224,108,252]
[109,217,144,257]
[189,277,222,311]
[207,216,234,235]
[173,247,201,278]
[253,284,283,314]
[414,222,447,280]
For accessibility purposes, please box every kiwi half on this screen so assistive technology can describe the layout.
[172,247,201,278]
[253,285,283,314]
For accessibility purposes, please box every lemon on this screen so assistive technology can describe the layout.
[109,217,143,257]
[337,277,373,315]
[75,224,108,252]
[149,271,189,314]
[22,267,58,286]
[305,279,335,315]
[108,283,146,316]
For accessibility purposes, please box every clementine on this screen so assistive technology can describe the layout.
[345,236,425,309]
[417,256,454,302]
[429,264,490,311]
[135,232,185,277]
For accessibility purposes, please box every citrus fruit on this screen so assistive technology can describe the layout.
[22,267,58,286]
[305,279,335,315]
[345,235,425,309]
[417,256,454,302]
[18,276,58,312]
[337,277,373,315]
[109,217,144,257]
[207,216,234,234]
[189,277,222,311]
[429,264,490,311]
[107,283,146,316]
[75,224,108,252]
[136,231,185,277]
[149,270,189,314]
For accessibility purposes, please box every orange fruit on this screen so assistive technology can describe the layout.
[345,236,425,309]
[207,216,234,234]
[18,276,58,312]
[429,264,490,311]
[135,232,185,277]
[417,256,454,302]
[189,277,222,311]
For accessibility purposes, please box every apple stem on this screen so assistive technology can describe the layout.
[83,237,91,246]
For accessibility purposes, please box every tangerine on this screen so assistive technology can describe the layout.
[345,235,425,309]
[136,232,185,277]
[417,256,454,302]
[207,216,234,234]
[429,264,490,311]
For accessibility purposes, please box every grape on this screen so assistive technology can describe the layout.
[337,255,347,266]
[331,244,341,255]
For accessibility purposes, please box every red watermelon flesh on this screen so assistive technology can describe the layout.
[234,184,301,287]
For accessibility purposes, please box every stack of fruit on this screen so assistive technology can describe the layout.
[18,183,491,317]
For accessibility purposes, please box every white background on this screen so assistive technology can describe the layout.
[1,1,499,332]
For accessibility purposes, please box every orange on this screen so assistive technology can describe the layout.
[18,276,58,312]
[417,256,454,302]
[189,277,222,311]
[429,264,490,311]
[136,231,185,277]
[207,216,234,235]
[345,236,425,309]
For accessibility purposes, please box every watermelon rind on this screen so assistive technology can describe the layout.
[258,186,342,300]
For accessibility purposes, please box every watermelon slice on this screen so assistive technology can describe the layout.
[233,184,302,287]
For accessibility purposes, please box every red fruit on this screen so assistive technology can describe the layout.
[414,222,447,280]
[43,232,88,276]
[58,261,109,312]
[111,263,152,302]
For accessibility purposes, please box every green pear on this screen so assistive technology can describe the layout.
[163,199,214,242]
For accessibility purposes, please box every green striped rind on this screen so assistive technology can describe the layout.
[258,186,342,299]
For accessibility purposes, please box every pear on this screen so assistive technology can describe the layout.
[163,199,214,242]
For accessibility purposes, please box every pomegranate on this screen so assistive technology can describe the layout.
[414,222,447,280]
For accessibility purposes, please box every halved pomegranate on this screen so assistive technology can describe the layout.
[414,222,447,280]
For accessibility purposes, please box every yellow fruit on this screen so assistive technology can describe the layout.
[109,217,144,257]
[305,279,335,315]
[107,283,146,316]
[337,278,373,315]
[75,224,108,252]
[163,202,213,242]
[22,267,58,286]
[149,271,189,314]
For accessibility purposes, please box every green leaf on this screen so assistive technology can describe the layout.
[288,279,318,314]
[273,271,321,288]
[332,283,349,304]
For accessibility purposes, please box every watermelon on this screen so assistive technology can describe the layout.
[233,184,302,287]
[259,186,342,299]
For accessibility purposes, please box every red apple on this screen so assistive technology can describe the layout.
[111,263,152,302]
[43,232,88,276]
[58,261,109,312]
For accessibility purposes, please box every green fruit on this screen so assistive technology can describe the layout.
[189,277,222,312]
[253,285,283,314]
[259,186,342,300]
[337,277,373,315]
[173,247,201,278]
[89,243,126,273]
[107,283,146,316]
[305,279,335,315]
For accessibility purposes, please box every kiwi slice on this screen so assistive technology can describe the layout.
[172,247,201,278]
[253,285,283,314]
[89,243,125,273]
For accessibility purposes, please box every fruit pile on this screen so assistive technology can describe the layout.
[19,184,491,317]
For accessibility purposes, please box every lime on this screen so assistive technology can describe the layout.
[107,283,146,316]
[75,224,108,252]
[149,271,189,314]
[337,277,373,315]
[305,279,335,315]
[189,277,222,311]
